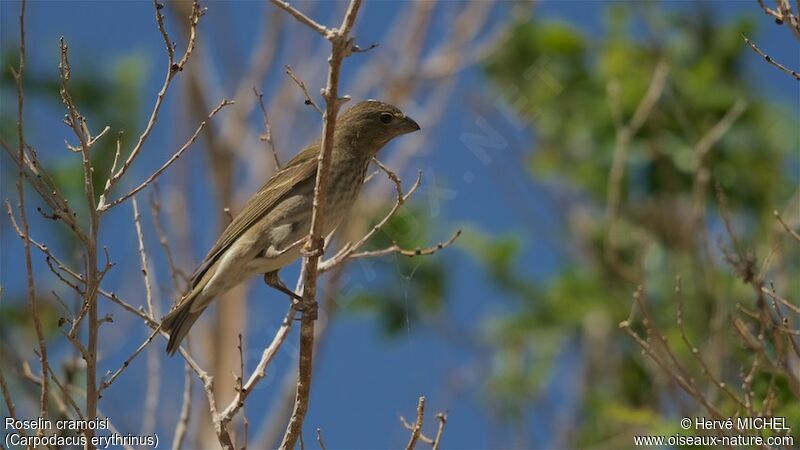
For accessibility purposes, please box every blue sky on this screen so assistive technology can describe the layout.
[1,1,797,448]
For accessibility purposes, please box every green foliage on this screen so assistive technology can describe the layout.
[486,9,795,212]
[481,5,799,446]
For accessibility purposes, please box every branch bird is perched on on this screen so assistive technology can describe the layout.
[161,100,420,355]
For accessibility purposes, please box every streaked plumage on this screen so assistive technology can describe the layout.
[161,100,420,355]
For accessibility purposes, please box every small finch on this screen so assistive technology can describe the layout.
[161,100,420,355]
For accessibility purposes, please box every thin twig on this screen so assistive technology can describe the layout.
[347,229,462,261]
[98,327,161,393]
[742,33,800,80]
[254,87,282,169]
[405,396,425,450]
[12,0,50,430]
[172,361,194,450]
[0,135,81,233]
[0,368,27,439]
[218,306,294,433]
[46,363,85,421]
[284,65,324,114]
[773,210,800,242]
[605,60,669,275]
[675,277,746,408]
[761,286,800,314]
[432,413,447,450]
[100,99,233,211]
[691,99,748,225]
[320,171,422,271]
[605,61,669,259]
[99,0,205,205]
[133,197,156,316]
[757,0,800,40]
[400,419,433,446]
[373,157,403,199]
[620,288,725,419]
[316,428,326,450]
[149,186,189,290]
[58,36,106,438]
[268,0,328,38]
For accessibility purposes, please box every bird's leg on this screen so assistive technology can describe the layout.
[263,272,319,320]
[264,271,304,307]
[273,236,306,257]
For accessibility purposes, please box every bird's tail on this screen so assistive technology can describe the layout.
[161,289,206,356]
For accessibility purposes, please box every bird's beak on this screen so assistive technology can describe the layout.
[401,115,421,133]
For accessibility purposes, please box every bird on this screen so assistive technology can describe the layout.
[161,100,420,355]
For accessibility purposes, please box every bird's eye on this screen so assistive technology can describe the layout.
[380,112,393,124]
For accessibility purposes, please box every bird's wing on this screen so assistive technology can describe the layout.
[189,143,320,287]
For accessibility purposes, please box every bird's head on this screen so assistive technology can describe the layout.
[335,100,420,156]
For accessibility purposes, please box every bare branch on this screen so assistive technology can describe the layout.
[254,87,282,169]
[606,60,669,214]
[320,171,422,271]
[347,229,462,261]
[219,307,294,434]
[12,0,50,429]
[5,201,85,294]
[57,35,106,436]
[0,138,84,239]
[149,186,189,290]
[432,413,447,450]
[605,60,669,266]
[757,0,800,40]
[99,99,233,211]
[0,368,26,439]
[100,0,205,203]
[774,209,800,242]
[316,428,327,450]
[46,363,85,421]
[400,406,447,449]
[133,197,156,316]
[98,327,161,393]
[172,361,194,450]
[675,277,746,408]
[236,333,249,450]
[285,65,324,114]
[268,0,328,38]
[620,288,725,420]
[694,99,748,161]
[691,99,748,223]
[761,286,800,314]
[742,33,800,80]
[373,157,403,199]
[279,1,363,448]
[404,396,425,450]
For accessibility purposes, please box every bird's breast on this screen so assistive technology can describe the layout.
[322,158,369,229]
[264,157,367,255]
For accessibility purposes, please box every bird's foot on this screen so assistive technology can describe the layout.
[263,271,319,320]
[300,236,325,258]
[263,272,303,302]
[292,300,318,320]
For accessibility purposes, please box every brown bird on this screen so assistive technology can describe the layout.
[161,100,420,355]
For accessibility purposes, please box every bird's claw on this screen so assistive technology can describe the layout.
[264,272,303,302]
[300,247,323,258]
[301,236,325,257]
[291,299,318,320]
